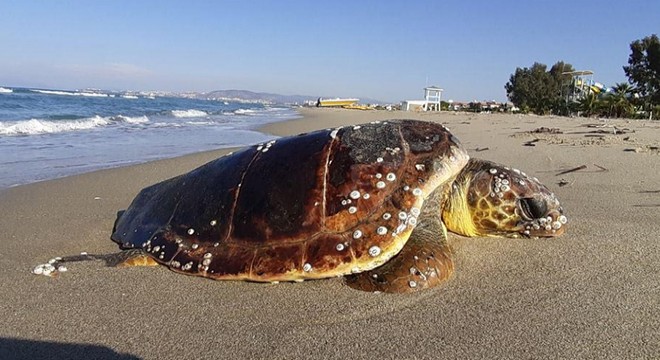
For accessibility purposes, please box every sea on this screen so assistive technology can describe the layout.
[0,86,299,189]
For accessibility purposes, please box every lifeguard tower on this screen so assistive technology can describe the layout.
[401,86,444,111]
[423,86,443,111]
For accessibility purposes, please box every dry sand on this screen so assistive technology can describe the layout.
[1,107,658,359]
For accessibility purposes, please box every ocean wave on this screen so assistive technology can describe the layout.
[0,87,12,93]
[233,108,257,115]
[112,115,149,124]
[185,120,215,126]
[32,89,109,97]
[0,115,149,136]
[170,109,209,118]
[0,116,110,135]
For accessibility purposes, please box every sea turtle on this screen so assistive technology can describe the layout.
[42,120,567,293]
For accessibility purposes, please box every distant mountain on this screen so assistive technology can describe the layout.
[194,89,384,105]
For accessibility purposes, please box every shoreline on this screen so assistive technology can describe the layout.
[1,108,658,359]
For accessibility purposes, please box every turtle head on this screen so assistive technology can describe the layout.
[442,158,567,238]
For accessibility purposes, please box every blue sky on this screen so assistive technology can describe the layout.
[1,1,658,102]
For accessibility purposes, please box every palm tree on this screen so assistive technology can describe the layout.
[578,92,599,117]
[605,83,634,118]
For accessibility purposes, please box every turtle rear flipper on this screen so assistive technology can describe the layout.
[346,202,454,293]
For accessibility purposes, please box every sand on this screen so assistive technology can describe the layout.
[1,107,658,359]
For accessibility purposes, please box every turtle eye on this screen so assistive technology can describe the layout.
[519,197,547,220]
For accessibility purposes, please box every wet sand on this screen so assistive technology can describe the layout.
[1,108,658,359]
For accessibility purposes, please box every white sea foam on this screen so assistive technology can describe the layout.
[0,87,12,93]
[171,109,208,118]
[33,89,77,96]
[0,116,110,135]
[185,121,215,126]
[113,115,149,124]
[0,115,149,136]
[78,92,109,97]
[121,95,138,99]
[32,89,109,97]
[234,108,257,115]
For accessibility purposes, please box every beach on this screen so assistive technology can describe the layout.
[1,107,658,359]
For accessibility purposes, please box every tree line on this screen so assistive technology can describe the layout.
[505,34,660,120]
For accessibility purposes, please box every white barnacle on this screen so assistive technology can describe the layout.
[353,125,361,130]
[518,180,526,186]
[210,220,217,226]
[348,206,357,214]
[398,211,408,220]
[403,185,410,191]
[382,212,392,220]
[349,190,361,199]
[408,280,417,288]
[501,179,510,185]
[559,215,568,224]
[329,129,339,139]
[32,265,45,275]
[341,199,348,206]
[501,184,510,192]
[407,217,417,226]
[415,164,425,171]
[256,145,263,151]
[552,221,562,230]
[368,246,382,257]
[375,173,382,179]
[303,263,313,272]
[191,243,199,250]
[376,181,386,189]
[489,168,498,174]
[376,226,388,235]
[187,228,195,235]
[412,188,423,196]
[353,229,363,239]
[202,258,211,266]
[153,246,161,253]
[376,157,384,163]
[362,193,370,200]
[386,173,396,181]
[203,253,213,259]
[336,243,345,251]
[396,223,407,234]
[410,207,421,217]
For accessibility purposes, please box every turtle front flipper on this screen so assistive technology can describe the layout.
[346,203,454,293]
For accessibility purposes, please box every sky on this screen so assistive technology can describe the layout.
[1,1,658,103]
